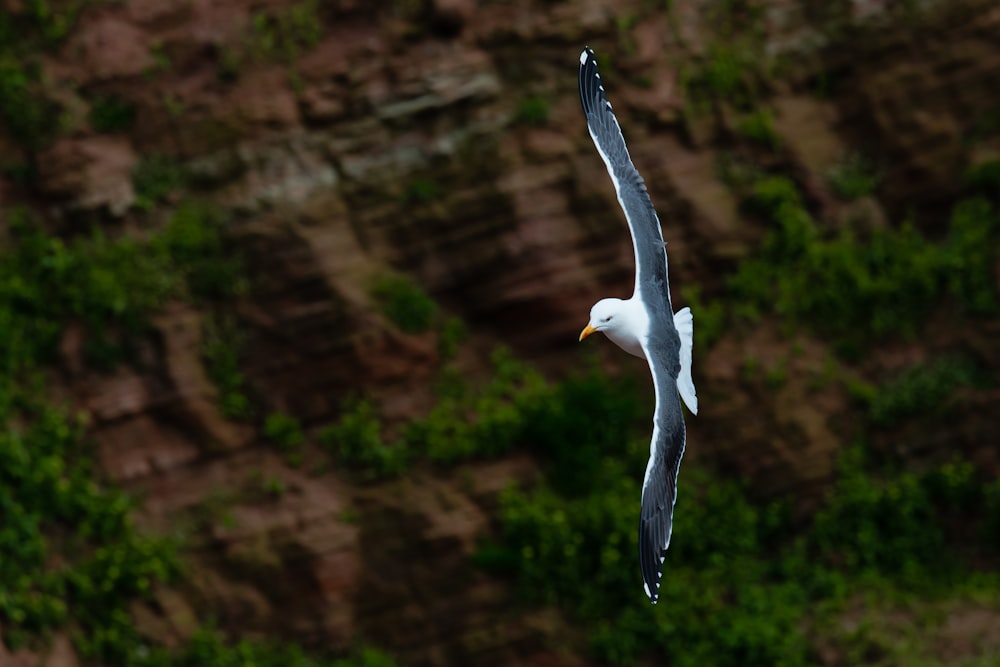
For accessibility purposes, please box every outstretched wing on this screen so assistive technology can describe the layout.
[578,46,672,312]
[637,334,687,604]
[580,46,688,605]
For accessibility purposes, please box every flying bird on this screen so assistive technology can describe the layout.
[576,46,698,604]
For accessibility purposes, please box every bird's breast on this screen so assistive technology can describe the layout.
[604,328,646,358]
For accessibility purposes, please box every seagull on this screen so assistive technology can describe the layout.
[576,46,698,604]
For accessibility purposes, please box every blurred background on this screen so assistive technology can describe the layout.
[1,0,999,665]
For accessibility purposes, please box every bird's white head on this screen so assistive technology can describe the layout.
[579,297,625,341]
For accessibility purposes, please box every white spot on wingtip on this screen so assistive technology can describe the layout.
[643,582,651,597]
[580,50,588,65]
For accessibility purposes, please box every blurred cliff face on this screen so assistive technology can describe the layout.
[1,0,999,665]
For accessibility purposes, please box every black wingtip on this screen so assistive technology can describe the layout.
[642,565,663,604]
[578,46,596,76]
[578,46,605,116]
[640,553,662,604]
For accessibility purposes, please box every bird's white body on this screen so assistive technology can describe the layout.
[585,297,698,416]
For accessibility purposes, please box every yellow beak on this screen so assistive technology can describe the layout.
[579,323,597,342]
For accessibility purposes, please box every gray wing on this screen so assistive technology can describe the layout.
[580,46,686,604]
[638,332,687,604]
[578,46,674,313]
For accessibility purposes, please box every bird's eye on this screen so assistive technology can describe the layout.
[603,316,612,323]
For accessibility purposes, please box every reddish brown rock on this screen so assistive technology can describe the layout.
[126,0,192,27]
[225,67,301,130]
[65,16,155,82]
[0,633,78,667]
[35,137,137,214]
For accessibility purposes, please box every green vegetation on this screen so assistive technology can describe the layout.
[217,0,323,80]
[735,108,780,150]
[321,349,644,489]
[0,1,97,151]
[2,159,34,184]
[370,272,437,334]
[682,43,760,112]
[0,203,256,654]
[0,57,60,150]
[0,204,238,371]
[262,475,286,498]
[314,332,999,665]
[302,301,977,667]
[707,0,765,38]
[0,4,81,50]
[700,45,750,101]
[88,93,136,133]
[368,276,467,352]
[945,197,1000,314]
[162,92,185,119]
[401,177,441,204]
[677,0,770,116]
[132,154,186,211]
[202,316,252,420]
[806,447,993,580]
[965,158,1000,194]
[0,207,197,659]
[515,96,550,126]
[430,123,999,663]
[320,397,408,481]
[158,201,248,301]
[264,412,305,463]
[724,175,1000,351]
[0,399,179,658]
[827,153,882,200]
[146,40,171,76]
[92,626,398,667]
[321,349,552,479]
[969,109,1000,142]
[0,202,400,664]
[245,468,287,501]
[406,348,552,465]
[437,316,468,360]
[615,14,638,55]
[762,356,788,388]
[861,356,983,428]
[248,0,322,64]
[479,396,1000,665]
[715,150,762,189]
